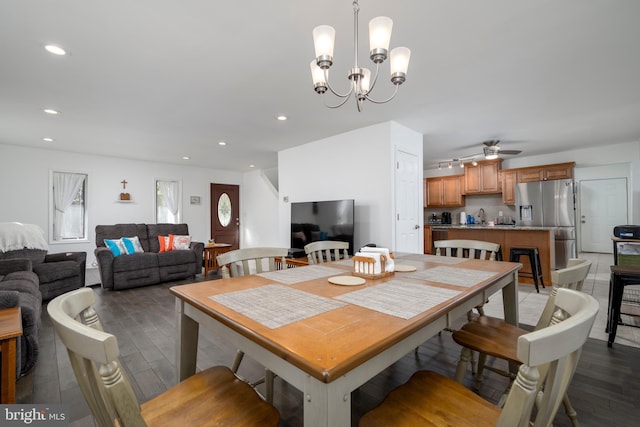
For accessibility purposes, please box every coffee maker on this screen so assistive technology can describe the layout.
[441,212,452,224]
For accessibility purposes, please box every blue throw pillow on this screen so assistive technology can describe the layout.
[104,238,126,256]
[122,236,144,254]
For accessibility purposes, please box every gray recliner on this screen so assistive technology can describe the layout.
[0,259,42,376]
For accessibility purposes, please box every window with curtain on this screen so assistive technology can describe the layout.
[50,171,88,242]
[156,179,182,224]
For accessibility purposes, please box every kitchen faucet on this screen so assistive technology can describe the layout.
[478,208,486,224]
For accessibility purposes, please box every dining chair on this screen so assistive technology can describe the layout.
[47,288,280,427]
[452,258,592,426]
[304,240,350,264]
[216,247,289,279]
[216,247,290,403]
[434,239,501,318]
[434,239,501,261]
[359,287,599,427]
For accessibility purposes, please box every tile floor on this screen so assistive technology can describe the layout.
[483,252,640,348]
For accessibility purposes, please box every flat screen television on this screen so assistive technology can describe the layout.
[290,199,355,255]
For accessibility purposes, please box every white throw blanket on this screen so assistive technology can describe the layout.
[0,222,49,252]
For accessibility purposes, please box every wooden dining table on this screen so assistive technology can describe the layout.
[170,253,521,427]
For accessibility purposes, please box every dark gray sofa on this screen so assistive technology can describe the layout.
[95,223,204,290]
[0,248,86,301]
[0,259,42,376]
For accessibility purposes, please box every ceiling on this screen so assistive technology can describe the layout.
[2,0,639,172]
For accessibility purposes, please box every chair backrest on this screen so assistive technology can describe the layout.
[497,287,598,427]
[433,239,501,261]
[217,247,289,278]
[47,287,145,427]
[535,258,592,330]
[304,240,350,264]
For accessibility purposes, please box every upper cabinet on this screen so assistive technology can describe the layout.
[464,159,502,194]
[425,175,464,207]
[500,162,576,205]
[500,169,517,205]
[516,162,575,183]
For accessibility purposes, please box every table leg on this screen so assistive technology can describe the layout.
[303,376,351,427]
[501,271,519,374]
[501,271,519,326]
[1,337,17,403]
[175,298,199,381]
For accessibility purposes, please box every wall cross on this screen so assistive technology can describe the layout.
[121,179,128,189]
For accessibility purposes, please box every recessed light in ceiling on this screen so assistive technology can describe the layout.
[43,137,54,142]
[276,115,287,121]
[249,164,255,168]
[43,109,59,115]
[218,141,227,146]
[182,156,190,160]
[45,44,66,56]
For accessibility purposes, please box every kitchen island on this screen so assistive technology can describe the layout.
[425,224,556,288]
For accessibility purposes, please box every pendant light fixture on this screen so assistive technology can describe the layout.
[310,0,411,112]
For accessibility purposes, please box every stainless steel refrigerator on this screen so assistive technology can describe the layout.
[515,179,576,269]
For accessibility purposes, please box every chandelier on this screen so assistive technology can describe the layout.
[310,0,411,112]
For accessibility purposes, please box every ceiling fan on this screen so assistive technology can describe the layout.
[437,140,523,169]
[481,140,522,159]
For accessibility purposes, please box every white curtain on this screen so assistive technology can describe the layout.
[157,180,180,219]
[53,172,85,240]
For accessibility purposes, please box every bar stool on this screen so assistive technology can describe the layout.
[509,246,545,292]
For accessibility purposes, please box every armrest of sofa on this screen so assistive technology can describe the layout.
[44,252,87,286]
[190,241,204,273]
[94,247,115,289]
[0,259,33,276]
[0,289,20,309]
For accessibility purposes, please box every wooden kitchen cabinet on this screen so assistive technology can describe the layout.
[425,175,464,207]
[424,226,432,254]
[500,169,517,205]
[464,159,502,194]
[517,162,574,182]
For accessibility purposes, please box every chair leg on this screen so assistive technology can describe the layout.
[265,369,275,405]
[473,352,487,391]
[563,394,579,426]
[455,347,472,383]
[231,349,244,373]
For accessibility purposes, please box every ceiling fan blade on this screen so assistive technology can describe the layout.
[500,150,522,155]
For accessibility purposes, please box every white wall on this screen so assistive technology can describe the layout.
[278,121,422,251]
[0,144,244,267]
[242,169,280,247]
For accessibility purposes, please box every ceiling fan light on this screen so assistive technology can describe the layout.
[485,153,499,160]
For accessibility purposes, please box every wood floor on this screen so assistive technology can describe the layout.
[16,267,640,427]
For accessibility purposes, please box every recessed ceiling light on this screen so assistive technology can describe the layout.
[45,44,66,56]
[43,137,54,142]
[218,141,227,146]
[43,109,59,115]
[182,156,190,160]
[276,115,287,121]
[249,164,255,168]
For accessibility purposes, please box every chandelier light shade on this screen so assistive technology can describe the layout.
[310,0,411,111]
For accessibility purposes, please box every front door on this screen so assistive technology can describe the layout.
[579,178,627,253]
[211,183,240,250]
[395,148,422,253]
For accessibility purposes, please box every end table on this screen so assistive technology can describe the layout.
[0,307,22,403]
[203,243,233,277]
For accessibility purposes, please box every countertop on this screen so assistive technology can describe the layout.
[425,224,557,231]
